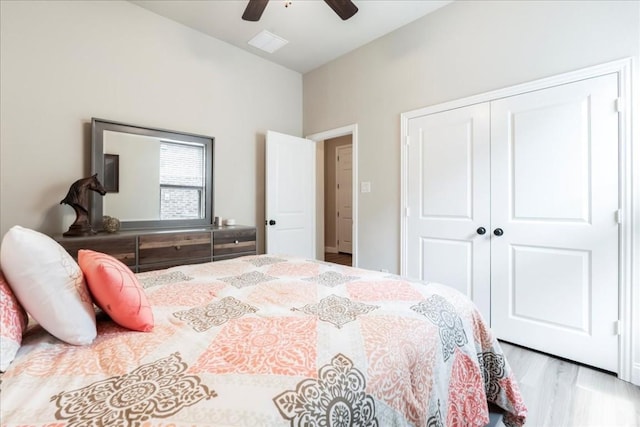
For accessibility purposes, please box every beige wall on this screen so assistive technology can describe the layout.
[303,0,640,273]
[324,135,352,250]
[0,0,302,251]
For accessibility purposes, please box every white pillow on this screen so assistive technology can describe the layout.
[0,226,96,345]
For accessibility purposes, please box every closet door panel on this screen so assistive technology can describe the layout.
[407,103,491,321]
[490,73,619,372]
[510,100,590,221]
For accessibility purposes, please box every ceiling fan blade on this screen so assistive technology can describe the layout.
[324,0,358,20]
[242,0,269,21]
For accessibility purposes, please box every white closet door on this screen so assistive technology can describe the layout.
[490,74,619,372]
[336,145,353,254]
[407,103,491,321]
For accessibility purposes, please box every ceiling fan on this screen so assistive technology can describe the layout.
[242,0,358,22]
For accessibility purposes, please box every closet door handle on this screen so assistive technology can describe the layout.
[493,228,504,236]
[476,227,486,235]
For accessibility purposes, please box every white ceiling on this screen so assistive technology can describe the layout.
[130,0,453,74]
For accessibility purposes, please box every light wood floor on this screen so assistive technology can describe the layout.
[499,341,640,426]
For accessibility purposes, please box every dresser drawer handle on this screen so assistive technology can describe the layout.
[175,245,181,250]
[234,240,239,244]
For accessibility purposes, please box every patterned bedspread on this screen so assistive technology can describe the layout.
[0,255,526,426]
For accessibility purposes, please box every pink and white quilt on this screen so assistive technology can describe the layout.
[0,255,527,426]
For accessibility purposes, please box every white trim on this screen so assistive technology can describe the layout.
[400,58,637,385]
[400,117,409,277]
[617,58,638,385]
[402,58,634,119]
[307,124,359,268]
[624,56,640,386]
[335,147,340,253]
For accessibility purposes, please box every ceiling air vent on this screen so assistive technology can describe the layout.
[248,30,288,53]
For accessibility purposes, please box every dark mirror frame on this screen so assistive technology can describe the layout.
[90,118,214,231]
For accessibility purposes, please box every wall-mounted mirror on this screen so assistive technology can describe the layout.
[91,118,214,231]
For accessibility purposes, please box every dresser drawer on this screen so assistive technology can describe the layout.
[57,236,136,267]
[137,257,212,272]
[213,228,256,258]
[55,226,255,272]
[138,232,212,265]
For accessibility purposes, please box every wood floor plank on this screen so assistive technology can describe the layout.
[499,341,640,426]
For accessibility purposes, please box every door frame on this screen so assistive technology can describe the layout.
[400,58,638,385]
[307,124,359,267]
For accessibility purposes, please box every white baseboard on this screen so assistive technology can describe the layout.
[325,246,338,253]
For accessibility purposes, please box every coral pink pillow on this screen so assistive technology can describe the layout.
[78,250,153,332]
[0,271,27,371]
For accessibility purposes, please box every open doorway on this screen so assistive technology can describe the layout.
[307,125,358,267]
[324,136,352,266]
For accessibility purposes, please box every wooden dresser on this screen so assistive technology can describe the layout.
[55,226,257,272]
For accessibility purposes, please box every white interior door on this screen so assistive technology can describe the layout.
[406,103,492,321]
[490,74,619,372]
[265,131,316,258]
[336,145,353,254]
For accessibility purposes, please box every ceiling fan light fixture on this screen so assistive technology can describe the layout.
[248,29,289,53]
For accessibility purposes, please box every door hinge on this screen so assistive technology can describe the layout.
[337,155,340,162]
[615,98,623,113]
[614,320,622,336]
[405,207,410,217]
[615,209,622,224]
[405,135,410,146]
[337,211,340,218]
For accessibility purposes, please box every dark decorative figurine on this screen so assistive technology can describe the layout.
[60,174,106,237]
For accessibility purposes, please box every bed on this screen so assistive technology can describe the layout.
[1,253,527,426]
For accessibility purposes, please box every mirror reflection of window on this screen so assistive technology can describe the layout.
[102,131,208,222]
[159,142,205,219]
[92,118,214,230]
